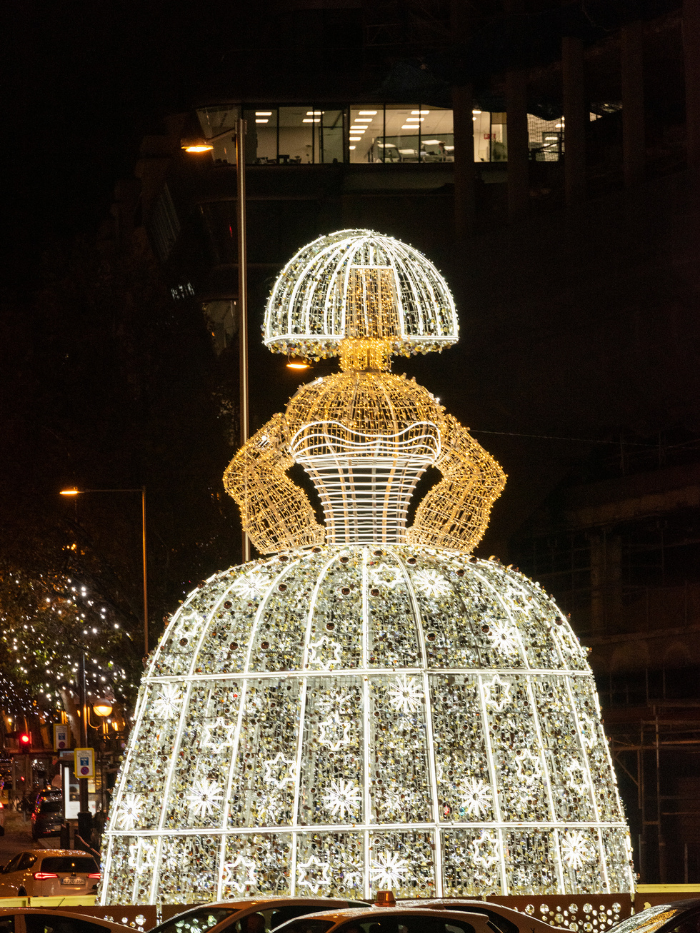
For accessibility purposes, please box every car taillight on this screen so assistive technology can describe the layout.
[33,872,58,880]
[88,872,101,879]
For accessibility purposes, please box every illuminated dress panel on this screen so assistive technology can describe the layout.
[99,231,634,904]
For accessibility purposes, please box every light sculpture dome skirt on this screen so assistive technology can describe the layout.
[99,544,634,904]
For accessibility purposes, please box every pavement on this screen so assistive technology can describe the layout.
[0,809,35,863]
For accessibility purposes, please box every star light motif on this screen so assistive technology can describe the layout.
[565,761,590,796]
[515,749,543,786]
[388,674,423,713]
[222,854,257,894]
[186,778,224,817]
[412,568,451,598]
[173,612,201,642]
[322,778,362,820]
[297,855,331,894]
[318,712,352,750]
[308,635,344,670]
[151,683,184,720]
[487,620,521,657]
[263,753,297,788]
[117,792,144,830]
[482,674,511,711]
[471,830,500,872]
[202,717,236,754]
[579,714,598,750]
[230,571,271,600]
[371,851,410,888]
[368,563,403,589]
[458,778,492,818]
[561,830,593,869]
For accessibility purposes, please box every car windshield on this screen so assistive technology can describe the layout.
[150,907,237,933]
[40,857,97,873]
[610,906,682,933]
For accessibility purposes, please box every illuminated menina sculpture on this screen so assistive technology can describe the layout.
[100,230,635,905]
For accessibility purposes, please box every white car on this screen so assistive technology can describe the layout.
[274,905,499,933]
[147,899,371,933]
[0,849,100,898]
[0,908,133,933]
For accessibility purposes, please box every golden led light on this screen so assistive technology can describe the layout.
[60,488,80,496]
[180,138,214,153]
[94,702,113,718]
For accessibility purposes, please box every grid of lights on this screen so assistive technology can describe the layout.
[264,230,459,360]
[99,547,635,904]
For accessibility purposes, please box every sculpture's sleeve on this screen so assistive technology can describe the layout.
[407,414,506,552]
[223,413,325,554]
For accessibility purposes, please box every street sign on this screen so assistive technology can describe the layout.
[74,747,94,779]
[54,723,70,750]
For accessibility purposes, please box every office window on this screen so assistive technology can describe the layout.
[349,106,382,162]
[196,105,239,164]
[244,107,278,163]
[278,106,314,163]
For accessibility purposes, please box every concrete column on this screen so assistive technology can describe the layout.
[562,35,586,205]
[453,83,475,239]
[622,20,645,188]
[506,68,529,220]
[684,0,700,180]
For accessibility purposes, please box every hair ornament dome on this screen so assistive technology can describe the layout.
[264,229,459,360]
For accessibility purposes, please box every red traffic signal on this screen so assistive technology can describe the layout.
[19,733,31,748]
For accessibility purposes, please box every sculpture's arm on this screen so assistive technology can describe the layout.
[407,414,506,552]
[223,413,325,554]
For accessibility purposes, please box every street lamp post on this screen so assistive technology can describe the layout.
[182,117,250,562]
[60,486,149,655]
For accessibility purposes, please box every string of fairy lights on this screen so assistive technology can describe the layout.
[0,569,135,717]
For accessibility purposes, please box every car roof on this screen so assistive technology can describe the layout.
[276,906,496,924]
[0,909,130,929]
[154,898,365,924]
[400,900,557,924]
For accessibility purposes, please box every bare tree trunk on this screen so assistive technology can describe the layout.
[59,688,81,745]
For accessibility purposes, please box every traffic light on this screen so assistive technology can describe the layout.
[18,733,31,750]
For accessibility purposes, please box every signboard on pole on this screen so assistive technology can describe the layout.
[74,748,94,779]
[53,723,70,751]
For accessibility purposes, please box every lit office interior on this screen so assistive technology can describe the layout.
[196,104,579,164]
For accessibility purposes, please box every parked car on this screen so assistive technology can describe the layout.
[274,905,497,933]
[30,794,64,840]
[0,908,134,933]
[609,900,700,933]
[0,849,100,898]
[401,900,559,933]
[148,899,370,933]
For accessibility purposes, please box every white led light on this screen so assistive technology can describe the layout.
[256,111,272,116]
[306,111,323,115]
[348,146,356,150]
[411,110,430,114]
[255,119,268,124]
[355,118,372,122]
[359,110,377,115]
[302,118,320,123]
[472,109,482,114]
[406,117,424,122]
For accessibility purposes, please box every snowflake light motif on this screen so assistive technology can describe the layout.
[297,855,331,894]
[202,717,236,754]
[230,571,271,600]
[318,712,352,750]
[458,778,492,818]
[368,563,403,589]
[257,791,283,824]
[388,674,423,713]
[487,620,521,657]
[186,778,224,818]
[128,840,156,875]
[515,749,543,786]
[343,869,363,890]
[412,568,451,598]
[482,674,511,711]
[308,635,344,670]
[322,778,362,820]
[561,830,593,870]
[222,854,257,894]
[263,753,297,788]
[371,851,410,889]
[117,792,144,830]
[471,830,500,872]
[151,683,184,720]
